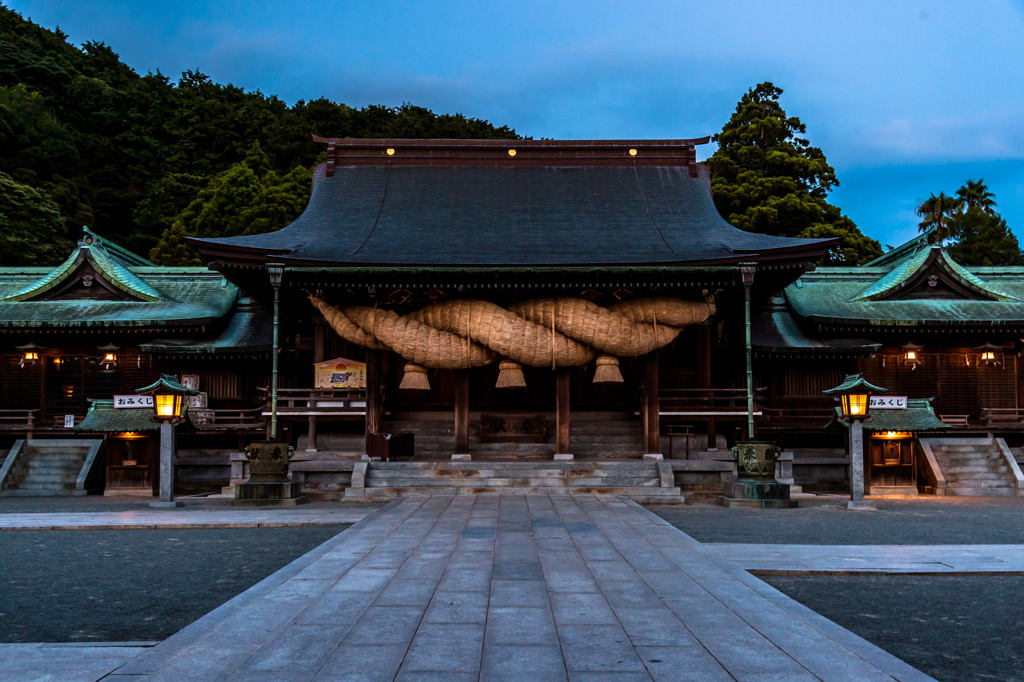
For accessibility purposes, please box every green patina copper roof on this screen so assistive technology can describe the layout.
[852,246,1016,302]
[863,228,935,268]
[73,399,159,433]
[752,298,880,354]
[2,229,164,303]
[830,398,950,432]
[786,244,1024,327]
[823,373,888,396]
[136,374,200,396]
[0,230,238,329]
[140,299,272,355]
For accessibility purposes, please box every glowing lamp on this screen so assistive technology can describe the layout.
[902,342,923,368]
[136,374,199,424]
[16,342,45,367]
[824,374,887,422]
[975,342,1003,368]
[97,344,119,372]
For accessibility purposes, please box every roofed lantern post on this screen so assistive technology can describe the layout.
[740,264,756,441]
[268,264,284,440]
[136,375,198,509]
[824,374,886,510]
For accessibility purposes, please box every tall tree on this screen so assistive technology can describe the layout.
[956,178,997,214]
[706,82,881,265]
[0,172,71,265]
[916,191,960,242]
[945,180,1022,266]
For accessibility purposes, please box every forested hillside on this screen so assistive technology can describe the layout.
[0,7,519,265]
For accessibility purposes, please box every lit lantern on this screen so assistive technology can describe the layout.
[975,342,1003,368]
[136,374,199,424]
[902,342,923,368]
[97,343,119,372]
[823,373,887,421]
[16,343,45,368]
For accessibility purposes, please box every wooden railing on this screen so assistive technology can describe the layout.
[981,408,1024,427]
[658,389,765,418]
[758,407,836,430]
[255,388,368,416]
[189,407,266,431]
[0,409,38,434]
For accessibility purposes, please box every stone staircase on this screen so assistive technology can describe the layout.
[343,460,683,504]
[923,438,1024,496]
[0,440,104,496]
[384,412,644,460]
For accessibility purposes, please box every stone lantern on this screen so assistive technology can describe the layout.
[824,373,886,510]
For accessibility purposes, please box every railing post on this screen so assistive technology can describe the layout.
[268,264,284,440]
[740,264,756,441]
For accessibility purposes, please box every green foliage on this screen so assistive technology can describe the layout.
[915,192,960,242]
[0,172,71,265]
[149,143,312,265]
[707,82,882,265]
[0,7,520,265]
[939,180,1022,266]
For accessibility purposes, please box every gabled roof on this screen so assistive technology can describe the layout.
[189,138,834,268]
[786,238,1024,328]
[830,399,950,432]
[2,229,164,302]
[0,229,238,329]
[74,399,159,433]
[140,298,272,355]
[752,298,880,355]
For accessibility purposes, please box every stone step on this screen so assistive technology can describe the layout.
[6,481,77,490]
[369,461,657,470]
[366,468,657,479]
[941,487,1021,496]
[23,464,82,473]
[346,486,682,499]
[942,466,1007,474]
[365,477,660,488]
[945,478,1014,487]
[9,473,79,483]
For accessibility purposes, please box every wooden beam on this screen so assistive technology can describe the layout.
[645,351,660,455]
[556,368,571,455]
[365,349,383,453]
[308,319,326,451]
[454,369,470,454]
[698,325,717,449]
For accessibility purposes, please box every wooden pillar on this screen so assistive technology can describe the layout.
[556,368,571,455]
[697,325,716,450]
[645,351,660,455]
[307,319,326,452]
[365,349,383,453]
[454,369,470,454]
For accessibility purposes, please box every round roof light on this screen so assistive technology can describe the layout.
[386,148,395,156]
[508,149,516,157]
[629,149,637,156]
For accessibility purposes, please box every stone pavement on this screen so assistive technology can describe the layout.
[100,494,933,681]
[0,508,370,531]
[710,543,1024,575]
[0,642,154,682]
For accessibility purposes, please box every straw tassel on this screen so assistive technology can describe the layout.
[399,363,431,390]
[593,354,624,383]
[496,360,527,389]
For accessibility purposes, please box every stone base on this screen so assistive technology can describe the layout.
[228,480,307,506]
[719,479,798,509]
[846,500,877,510]
[643,454,664,461]
[718,496,799,509]
[451,454,472,461]
[149,500,184,509]
[869,486,917,496]
[553,454,574,461]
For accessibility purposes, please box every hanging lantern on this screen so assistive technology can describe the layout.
[593,354,624,384]
[495,360,527,389]
[823,373,887,420]
[98,343,120,372]
[399,363,431,391]
[902,342,923,369]
[975,342,1003,368]
[16,342,45,368]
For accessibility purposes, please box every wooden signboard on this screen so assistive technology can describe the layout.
[479,414,546,443]
[315,358,367,389]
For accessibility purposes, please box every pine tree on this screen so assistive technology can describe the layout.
[707,82,882,264]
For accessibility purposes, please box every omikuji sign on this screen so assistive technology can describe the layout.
[114,395,154,409]
[870,396,907,409]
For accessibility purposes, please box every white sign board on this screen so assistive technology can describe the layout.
[114,395,154,409]
[63,414,75,428]
[870,396,907,409]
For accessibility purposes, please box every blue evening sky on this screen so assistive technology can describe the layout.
[9,0,1023,250]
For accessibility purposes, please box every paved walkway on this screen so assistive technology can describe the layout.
[0,508,370,531]
[710,543,1024,575]
[99,495,933,681]
[0,642,153,682]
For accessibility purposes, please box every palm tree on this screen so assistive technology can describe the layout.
[956,179,997,215]
[916,192,961,242]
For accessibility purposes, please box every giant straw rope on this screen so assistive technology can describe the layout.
[309,295,715,388]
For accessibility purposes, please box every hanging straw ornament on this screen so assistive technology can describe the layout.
[593,354,624,383]
[399,363,431,390]
[496,360,527,388]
